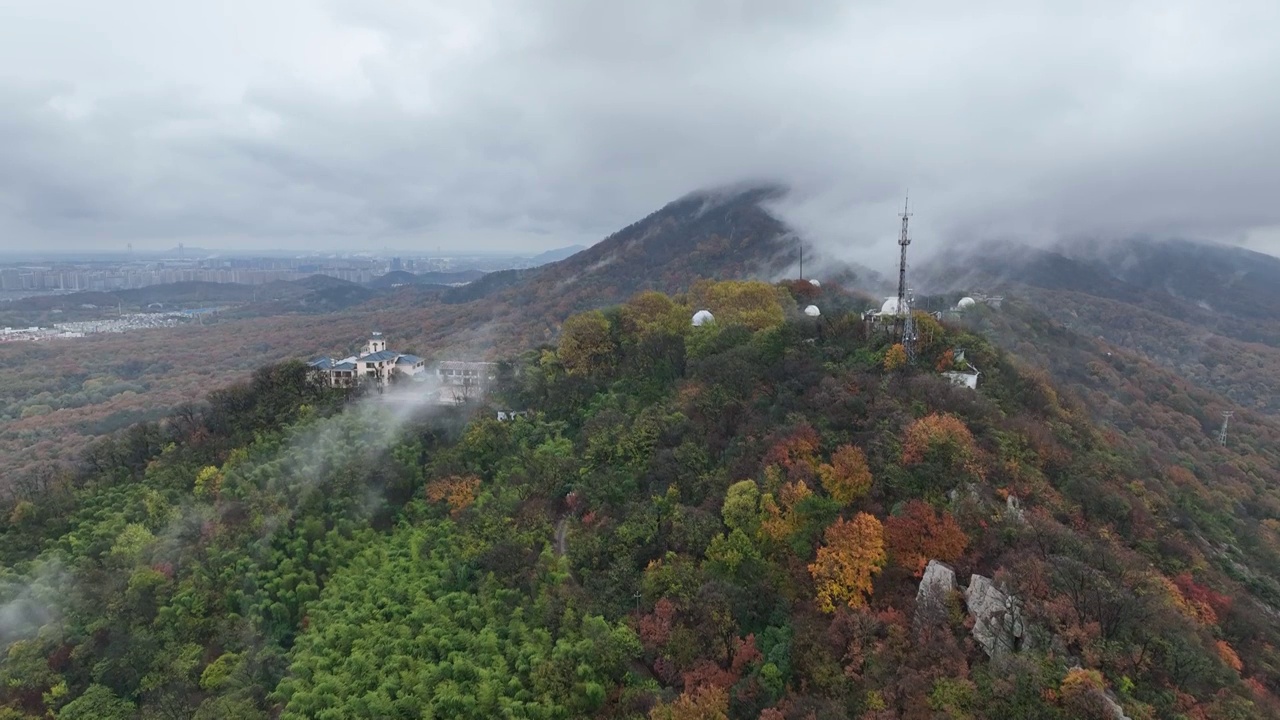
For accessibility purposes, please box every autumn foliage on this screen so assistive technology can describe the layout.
[901,412,984,478]
[558,311,615,376]
[687,279,789,331]
[883,500,968,576]
[425,475,481,516]
[760,480,813,542]
[818,444,873,506]
[762,425,821,476]
[884,343,908,371]
[1217,640,1244,674]
[648,685,729,720]
[809,513,886,613]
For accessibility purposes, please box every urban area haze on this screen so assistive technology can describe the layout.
[1,0,1279,261]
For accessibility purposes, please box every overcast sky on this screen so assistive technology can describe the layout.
[1,0,1278,261]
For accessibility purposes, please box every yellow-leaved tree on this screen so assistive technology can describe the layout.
[808,513,886,612]
[621,291,689,339]
[558,311,615,376]
[425,475,481,517]
[193,466,222,500]
[817,445,872,506]
[688,280,788,331]
[759,480,812,542]
[884,343,908,371]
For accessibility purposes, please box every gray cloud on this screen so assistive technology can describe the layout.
[0,0,1278,262]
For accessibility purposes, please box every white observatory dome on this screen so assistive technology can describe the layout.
[880,297,905,315]
[808,279,820,287]
[804,305,821,317]
[691,310,715,327]
[957,296,977,309]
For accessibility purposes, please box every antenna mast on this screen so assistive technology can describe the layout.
[896,196,917,361]
[1218,411,1234,447]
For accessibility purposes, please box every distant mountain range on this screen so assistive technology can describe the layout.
[920,238,1280,413]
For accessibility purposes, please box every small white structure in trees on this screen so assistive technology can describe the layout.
[803,305,821,317]
[956,296,977,310]
[943,370,981,390]
[808,279,820,287]
[692,310,715,327]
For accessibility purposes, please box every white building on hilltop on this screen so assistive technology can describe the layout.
[433,361,498,405]
[308,332,426,387]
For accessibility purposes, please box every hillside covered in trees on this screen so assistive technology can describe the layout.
[0,186,805,497]
[923,238,1280,414]
[2,279,1276,719]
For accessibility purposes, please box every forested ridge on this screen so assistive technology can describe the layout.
[1,279,1276,719]
[0,185,799,496]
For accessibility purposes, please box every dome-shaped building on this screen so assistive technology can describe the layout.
[956,296,977,310]
[691,310,715,327]
[879,297,906,315]
[808,279,820,287]
[804,305,821,317]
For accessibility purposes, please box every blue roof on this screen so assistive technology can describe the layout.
[332,361,357,371]
[361,350,400,362]
[396,354,424,365]
[308,357,333,369]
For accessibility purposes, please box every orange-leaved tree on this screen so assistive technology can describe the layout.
[901,412,984,479]
[818,445,873,506]
[760,480,812,543]
[808,512,886,612]
[884,344,908,371]
[762,424,821,485]
[648,685,729,720]
[1217,640,1244,674]
[936,348,955,372]
[883,500,968,576]
[425,475,481,517]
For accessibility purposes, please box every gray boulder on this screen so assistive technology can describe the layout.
[915,560,957,626]
[965,574,1026,658]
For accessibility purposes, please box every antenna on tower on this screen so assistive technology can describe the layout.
[895,194,917,362]
[798,238,804,280]
[1218,411,1234,447]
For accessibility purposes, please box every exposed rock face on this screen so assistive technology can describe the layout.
[914,560,957,626]
[1102,690,1133,720]
[1005,494,1025,522]
[964,574,1026,658]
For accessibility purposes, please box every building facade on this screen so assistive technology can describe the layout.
[308,332,426,387]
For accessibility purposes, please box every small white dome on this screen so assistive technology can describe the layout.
[880,297,906,315]
[804,305,821,317]
[692,310,715,327]
[957,296,977,309]
[808,279,820,287]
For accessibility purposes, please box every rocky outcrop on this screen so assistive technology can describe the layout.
[914,560,957,626]
[964,574,1026,658]
[1101,690,1133,720]
[1004,494,1025,523]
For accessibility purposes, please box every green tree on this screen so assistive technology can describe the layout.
[58,685,134,720]
[722,480,761,534]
